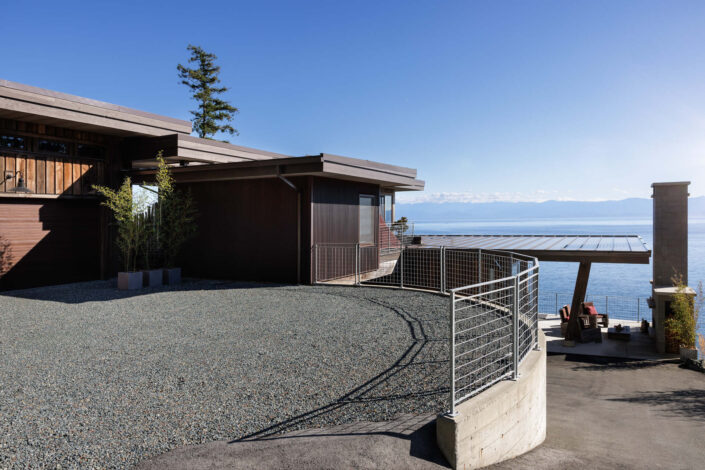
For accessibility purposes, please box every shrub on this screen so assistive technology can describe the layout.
[665,275,701,350]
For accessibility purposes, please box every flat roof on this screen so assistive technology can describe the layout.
[417,234,650,264]
[0,79,192,136]
[132,153,425,191]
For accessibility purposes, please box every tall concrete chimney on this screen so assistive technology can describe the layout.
[651,181,690,287]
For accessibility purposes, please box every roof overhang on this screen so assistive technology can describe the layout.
[132,153,425,192]
[127,134,289,167]
[0,79,191,137]
[418,234,651,264]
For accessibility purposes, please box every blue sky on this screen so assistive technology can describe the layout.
[4,0,704,202]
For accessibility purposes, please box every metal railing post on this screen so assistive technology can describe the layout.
[355,243,360,286]
[449,290,457,416]
[512,275,520,380]
[478,249,482,284]
[440,246,446,293]
[605,295,609,316]
[314,244,319,284]
[637,297,640,321]
[555,292,558,315]
[534,264,541,351]
[400,246,404,288]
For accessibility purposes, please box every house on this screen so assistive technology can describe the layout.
[0,79,424,289]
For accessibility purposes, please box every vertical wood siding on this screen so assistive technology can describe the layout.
[0,154,104,196]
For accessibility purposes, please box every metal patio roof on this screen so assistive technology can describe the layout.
[417,234,651,264]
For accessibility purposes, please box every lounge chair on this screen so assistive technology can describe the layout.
[581,301,609,328]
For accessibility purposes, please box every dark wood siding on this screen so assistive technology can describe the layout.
[0,199,101,289]
[178,178,302,283]
[311,177,380,283]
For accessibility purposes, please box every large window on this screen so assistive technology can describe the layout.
[359,195,376,245]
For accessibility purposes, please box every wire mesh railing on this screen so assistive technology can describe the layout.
[313,244,540,414]
[539,292,651,322]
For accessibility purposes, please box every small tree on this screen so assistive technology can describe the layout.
[94,178,149,272]
[154,153,198,268]
[665,275,702,350]
[177,45,239,140]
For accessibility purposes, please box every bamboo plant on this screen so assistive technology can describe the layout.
[665,275,702,352]
[154,152,198,268]
[93,178,151,273]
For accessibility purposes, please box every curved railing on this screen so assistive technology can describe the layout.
[313,244,540,412]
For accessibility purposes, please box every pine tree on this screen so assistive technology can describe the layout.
[177,45,239,140]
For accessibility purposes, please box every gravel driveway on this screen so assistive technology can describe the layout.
[0,280,450,468]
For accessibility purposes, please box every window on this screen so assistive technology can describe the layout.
[0,134,26,150]
[38,139,68,155]
[77,144,104,159]
[382,194,393,224]
[359,195,376,245]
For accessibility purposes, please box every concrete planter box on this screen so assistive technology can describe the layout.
[680,347,698,361]
[118,272,143,290]
[163,267,181,285]
[143,269,163,287]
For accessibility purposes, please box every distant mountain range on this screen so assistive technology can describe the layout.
[396,196,705,222]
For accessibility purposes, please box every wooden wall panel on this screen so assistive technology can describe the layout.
[310,177,381,283]
[5,156,15,191]
[36,159,45,194]
[72,161,81,195]
[178,178,301,283]
[0,199,101,289]
[62,160,72,193]
[0,154,104,196]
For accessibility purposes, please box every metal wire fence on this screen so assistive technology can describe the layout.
[539,292,651,322]
[313,244,540,414]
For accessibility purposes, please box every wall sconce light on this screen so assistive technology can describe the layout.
[9,171,32,193]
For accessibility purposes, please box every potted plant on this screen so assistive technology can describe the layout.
[153,153,197,285]
[94,178,146,290]
[664,276,701,361]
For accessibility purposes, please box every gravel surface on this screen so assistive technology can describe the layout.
[0,280,451,469]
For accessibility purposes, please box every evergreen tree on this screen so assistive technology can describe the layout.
[177,45,239,140]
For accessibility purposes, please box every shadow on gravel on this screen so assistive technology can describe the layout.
[0,278,288,304]
[229,290,449,468]
[607,389,705,421]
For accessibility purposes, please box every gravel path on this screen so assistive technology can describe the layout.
[0,280,450,469]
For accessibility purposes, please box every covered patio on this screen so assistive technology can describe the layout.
[417,234,651,345]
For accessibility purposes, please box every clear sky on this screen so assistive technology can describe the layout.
[4,0,704,203]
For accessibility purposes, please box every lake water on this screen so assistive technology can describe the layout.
[414,217,705,335]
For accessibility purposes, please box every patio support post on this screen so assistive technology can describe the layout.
[512,275,520,380]
[567,260,592,341]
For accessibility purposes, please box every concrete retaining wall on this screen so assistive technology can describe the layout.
[436,331,546,469]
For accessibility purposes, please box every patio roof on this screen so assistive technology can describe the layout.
[132,153,425,191]
[417,234,650,264]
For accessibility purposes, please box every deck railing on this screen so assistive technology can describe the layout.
[540,292,651,322]
[313,244,540,414]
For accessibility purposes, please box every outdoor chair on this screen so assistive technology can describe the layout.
[581,302,609,328]
[559,305,592,329]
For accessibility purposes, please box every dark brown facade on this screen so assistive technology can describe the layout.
[0,79,424,290]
